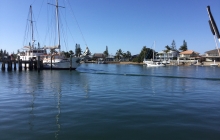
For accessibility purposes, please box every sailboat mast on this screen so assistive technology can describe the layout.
[30,5,34,49]
[55,0,61,51]
[153,41,155,61]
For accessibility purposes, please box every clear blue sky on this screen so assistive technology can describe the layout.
[0,0,220,55]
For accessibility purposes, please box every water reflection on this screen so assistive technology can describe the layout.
[29,92,35,131]
[55,90,61,140]
[43,71,62,140]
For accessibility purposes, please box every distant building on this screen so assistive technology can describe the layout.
[105,55,114,62]
[156,50,179,60]
[203,49,220,61]
[93,53,105,60]
[179,50,200,60]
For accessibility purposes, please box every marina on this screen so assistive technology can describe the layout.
[0,1,220,139]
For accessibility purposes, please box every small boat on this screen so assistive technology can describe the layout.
[143,41,165,67]
[97,58,106,64]
[144,61,165,67]
[210,60,218,66]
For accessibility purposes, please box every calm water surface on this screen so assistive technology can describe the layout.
[0,63,220,140]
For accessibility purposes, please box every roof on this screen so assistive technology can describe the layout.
[205,49,220,54]
[179,50,199,55]
[157,50,179,54]
[93,53,105,58]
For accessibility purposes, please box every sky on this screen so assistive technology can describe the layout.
[0,0,220,56]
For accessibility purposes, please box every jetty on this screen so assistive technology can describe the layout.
[1,56,42,72]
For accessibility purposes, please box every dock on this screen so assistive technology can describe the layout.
[1,56,43,72]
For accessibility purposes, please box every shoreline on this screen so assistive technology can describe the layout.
[111,61,220,66]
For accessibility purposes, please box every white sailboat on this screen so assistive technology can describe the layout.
[18,5,47,63]
[143,41,165,67]
[42,0,83,70]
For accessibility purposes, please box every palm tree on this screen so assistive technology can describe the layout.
[116,49,122,61]
[122,52,127,59]
[126,51,131,60]
[164,45,171,60]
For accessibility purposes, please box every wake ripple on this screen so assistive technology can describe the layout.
[79,70,220,81]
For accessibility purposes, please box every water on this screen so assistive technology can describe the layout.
[0,63,220,140]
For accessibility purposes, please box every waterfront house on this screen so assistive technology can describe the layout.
[105,55,114,62]
[179,50,200,60]
[155,50,179,60]
[203,49,220,61]
[93,53,105,60]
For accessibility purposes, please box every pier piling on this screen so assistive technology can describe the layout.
[70,54,72,71]
[29,59,33,70]
[13,61,16,70]
[18,59,22,71]
[50,56,52,70]
[37,56,41,72]
[7,61,12,71]
[24,62,27,70]
[1,62,5,71]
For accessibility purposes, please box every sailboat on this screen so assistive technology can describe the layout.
[143,42,165,67]
[42,0,85,70]
[18,5,47,64]
[207,6,220,67]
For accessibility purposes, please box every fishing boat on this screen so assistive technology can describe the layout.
[143,41,165,67]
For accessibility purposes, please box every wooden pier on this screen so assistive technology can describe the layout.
[1,56,43,72]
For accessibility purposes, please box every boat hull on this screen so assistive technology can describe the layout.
[146,64,165,67]
[143,60,165,67]
[42,57,80,70]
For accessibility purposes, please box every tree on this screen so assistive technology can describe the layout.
[75,44,82,57]
[115,49,123,60]
[103,46,109,57]
[179,40,188,52]
[122,52,127,58]
[171,40,176,50]
[165,45,171,51]
[133,46,154,63]
[163,45,171,59]
[126,51,131,60]
[69,50,74,55]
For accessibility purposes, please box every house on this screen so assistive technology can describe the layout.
[93,53,105,60]
[105,55,114,62]
[155,50,179,60]
[179,50,200,60]
[203,49,220,61]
